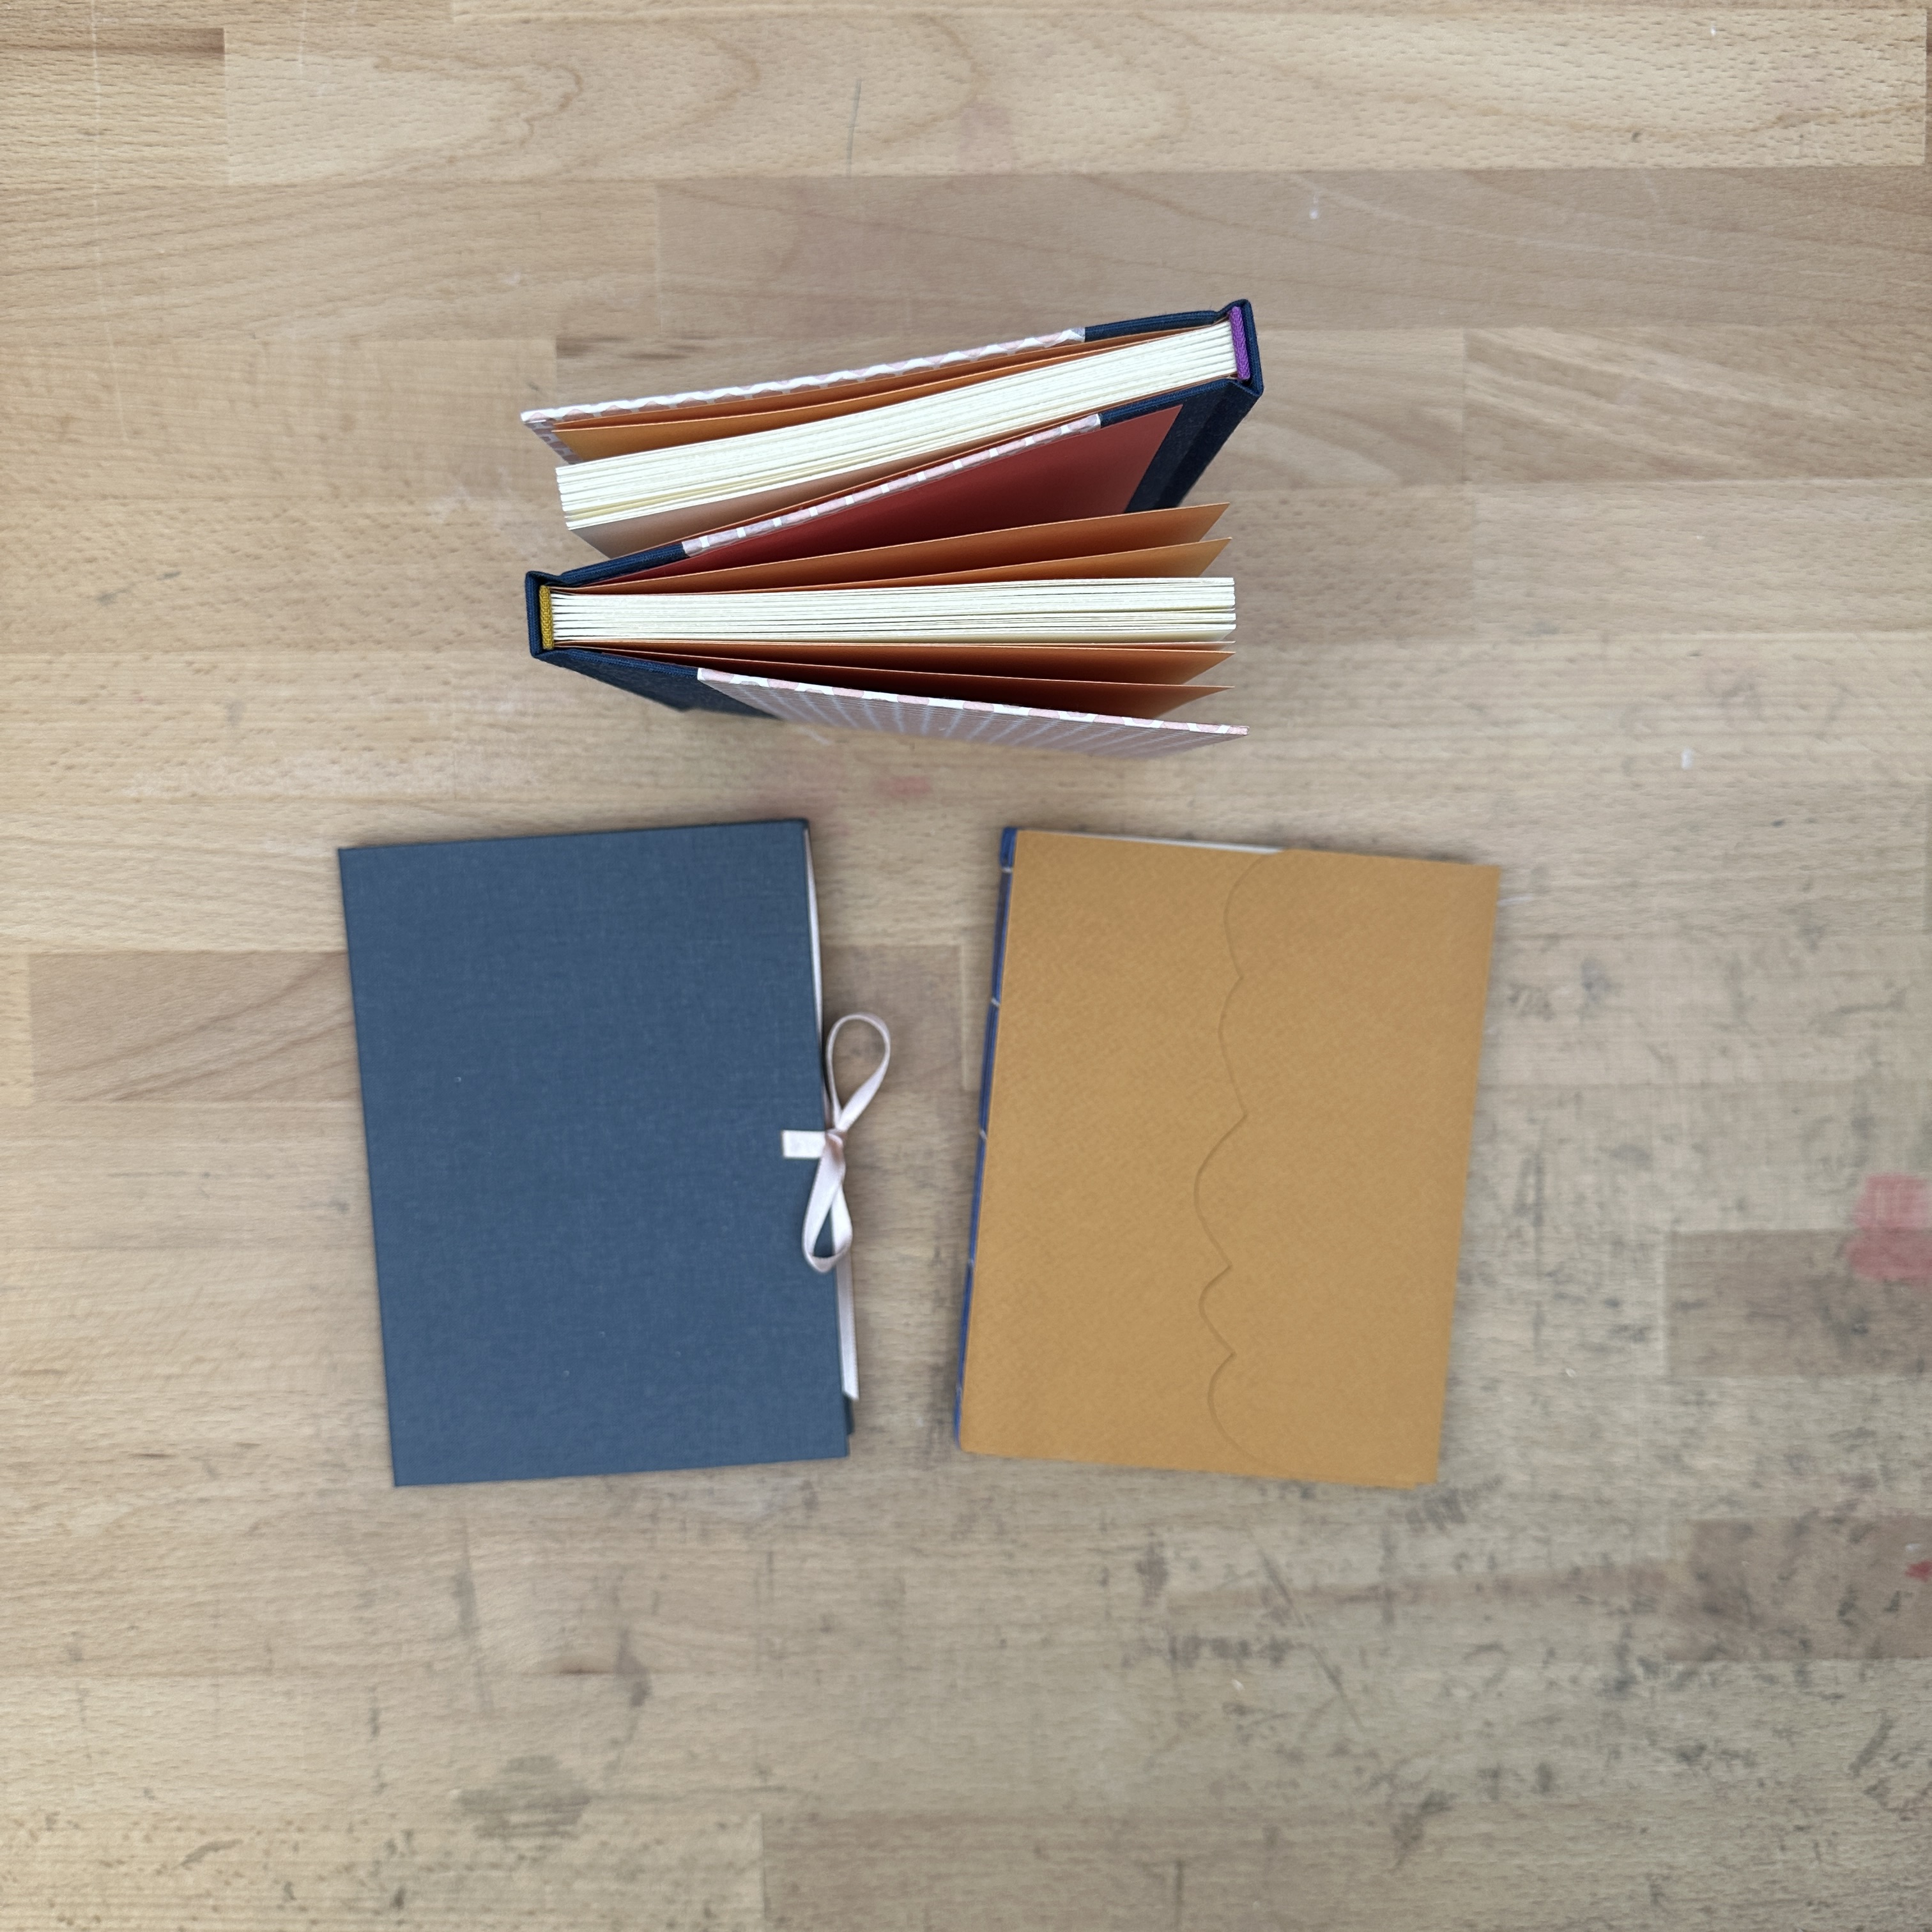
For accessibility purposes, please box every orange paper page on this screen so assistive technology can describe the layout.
[549,338,1129,460]
[588,506,1229,593]
[587,641,1230,683]
[958,832,1499,1488]
[585,654,1223,717]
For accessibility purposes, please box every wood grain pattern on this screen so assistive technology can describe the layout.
[1469,325,1932,480]
[5,337,553,503]
[10,6,1932,1929]
[4,1811,765,1929]
[0,30,225,188]
[1475,480,1932,634]
[468,0,1932,11]
[0,185,659,346]
[224,15,1926,180]
[1219,332,1466,486]
[758,1793,1932,1931]
[1670,1514,1932,1659]
[1670,1230,1932,1374]
[0,503,565,657]
[1487,935,1932,1089]
[659,172,1932,334]
[0,954,29,1105]
[29,953,356,1102]
[1211,487,1475,637]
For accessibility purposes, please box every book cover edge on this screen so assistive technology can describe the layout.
[954,825,1022,1444]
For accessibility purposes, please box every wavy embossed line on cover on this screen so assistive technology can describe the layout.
[1193,853,1323,1478]
[1194,851,1496,1489]
[1186,855,1269,1476]
[954,834,1257,1468]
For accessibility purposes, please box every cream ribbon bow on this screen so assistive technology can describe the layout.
[785,1013,891,1401]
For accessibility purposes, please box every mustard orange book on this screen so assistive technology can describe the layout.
[956,831,1499,1488]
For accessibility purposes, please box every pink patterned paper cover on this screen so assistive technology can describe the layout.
[696,670,1245,758]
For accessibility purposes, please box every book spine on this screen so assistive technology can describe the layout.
[1141,379,1261,510]
[525,569,772,716]
[540,646,774,717]
[521,537,704,664]
[1110,380,1237,512]
[1082,303,1223,341]
[1112,301,1264,512]
[524,571,553,660]
[954,825,1021,1439]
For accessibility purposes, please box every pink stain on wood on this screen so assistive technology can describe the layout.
[1906,1559,1932,1583]
[878,775,931,801]
[1846,1173,1932,1285]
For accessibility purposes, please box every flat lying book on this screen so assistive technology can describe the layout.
[956,831,1499,1489]
[339,819,859,1485]
[522,301,1262,756]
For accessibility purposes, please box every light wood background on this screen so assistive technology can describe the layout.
[5,3,1932,1926]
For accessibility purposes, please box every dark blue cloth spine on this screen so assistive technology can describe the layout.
[544,647,774,717]
[954,826,1021,1438]
[1105,298,1263,512]
[524,564,772,718]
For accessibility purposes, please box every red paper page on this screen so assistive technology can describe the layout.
[613,410,1183,577]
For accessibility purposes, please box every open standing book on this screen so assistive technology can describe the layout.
[522,301,1262,756]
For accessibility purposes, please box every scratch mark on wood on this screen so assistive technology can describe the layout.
[453,1520,494,1716]
[1850,1714,1894,1775]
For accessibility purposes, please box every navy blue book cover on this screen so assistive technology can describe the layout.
[338,819,848,1485]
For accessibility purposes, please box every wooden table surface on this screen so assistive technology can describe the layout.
[6,5,1932,1926]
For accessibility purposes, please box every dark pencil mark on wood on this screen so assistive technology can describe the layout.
[1850,1715,1895,1775]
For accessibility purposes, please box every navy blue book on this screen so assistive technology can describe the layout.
[516,300,1262,755]
[338,820,852,1485]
